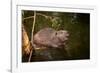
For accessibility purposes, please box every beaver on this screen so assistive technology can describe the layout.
[33,28,69,49]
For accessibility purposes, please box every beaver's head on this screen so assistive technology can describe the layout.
[55,30,69,43]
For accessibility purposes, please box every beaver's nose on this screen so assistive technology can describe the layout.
[65,32,69,37]
[64,33,69,41]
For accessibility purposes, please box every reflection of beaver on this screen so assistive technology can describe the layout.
[33,28,69,49]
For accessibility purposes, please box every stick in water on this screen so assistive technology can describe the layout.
[28,11,36,62]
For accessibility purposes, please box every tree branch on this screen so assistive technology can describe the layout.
[31,11,36,43]
[28,11,36,62]
[23,16,34,20]
[37,13,52,20]
[23,13,52,21]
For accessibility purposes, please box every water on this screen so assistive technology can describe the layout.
[22,11,90,62]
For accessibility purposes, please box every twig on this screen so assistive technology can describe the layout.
[28,48,33,62]
[23,16,34,20]
[23,13,52,20]
[37,13,52,20]
[28,11,36,62]
[31,11,36,44]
